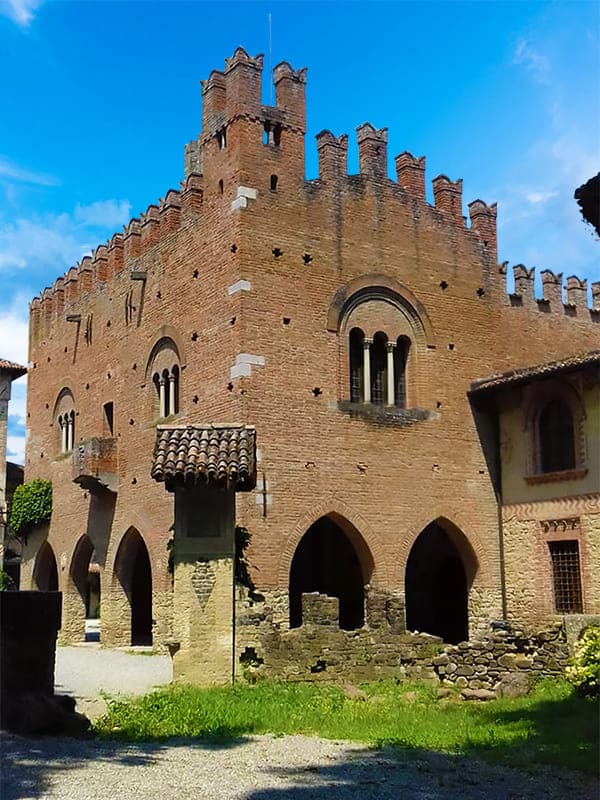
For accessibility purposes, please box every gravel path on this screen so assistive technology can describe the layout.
[1,732,596,800]
[54,645,172,700]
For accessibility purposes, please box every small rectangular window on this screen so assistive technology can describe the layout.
[103,402,114,436]
[548,540,583,613]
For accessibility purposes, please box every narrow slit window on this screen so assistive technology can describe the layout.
[103,402,114,436]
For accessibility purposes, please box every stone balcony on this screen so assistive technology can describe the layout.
[72,437,118,494]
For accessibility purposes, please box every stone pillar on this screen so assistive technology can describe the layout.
[67,414,74,452]
[168,375,176,415]
[159,378,167,418]
[386,342,395,406]
[0,388,8,549]
[363,338,372,404]
[171,484,236,685]
[61,419,68,454]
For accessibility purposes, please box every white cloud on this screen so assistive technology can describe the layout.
[0,201,131,274]
[524,190,558,206]
[0,156,58,187]
[0,295,29,365]
[513,38,550,84]
[0,0,44,26]
[6,434,25,465]
[74,199,132,228]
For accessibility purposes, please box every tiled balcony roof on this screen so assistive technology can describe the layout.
[152,424,256,491]
[470,350,600,394]
[0,359,27,378]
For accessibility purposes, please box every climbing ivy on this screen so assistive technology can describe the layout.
[10,479,53,537]
[235,525,255,592]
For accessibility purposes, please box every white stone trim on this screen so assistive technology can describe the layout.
[229,353,266,380]
[227,280,252,296]
[230,186,258,212]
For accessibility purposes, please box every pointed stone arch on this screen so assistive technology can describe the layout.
[32,541,59,592]
[404,516,479,644]
[64,534,98,642]
[112,527,153,646]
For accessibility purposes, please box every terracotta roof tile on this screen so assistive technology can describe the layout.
[470,350,600,394]
[0,359,27,378]
[151,424,256,491]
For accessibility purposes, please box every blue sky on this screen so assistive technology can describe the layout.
[1,0,598,463]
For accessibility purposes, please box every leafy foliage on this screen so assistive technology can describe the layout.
[94,678,598,776]
[566,625,600,697]
[0,569,14,590]
[235,525,255,592]
[10,479,53,536]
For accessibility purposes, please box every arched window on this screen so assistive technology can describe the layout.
[55,389,75,454]
[349,328,364,403]
[539,399,576,473]
[147,336,181,419]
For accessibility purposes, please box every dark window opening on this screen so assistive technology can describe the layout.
[218,179,224,195]
[539,399,576,473]
[289,517,365,630]
[549,540,583,613]
[270,174,278,191]
[263,122,282,147]
[405,522,469,644]
[103,402,114,436]
[370,331,388,406]
[349,327,364,403]
[394,336,410,408]
[216,128,227,149]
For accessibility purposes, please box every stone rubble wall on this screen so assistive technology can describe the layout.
[235,590,570,697]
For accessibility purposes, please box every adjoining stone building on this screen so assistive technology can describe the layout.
[21,48,599,683]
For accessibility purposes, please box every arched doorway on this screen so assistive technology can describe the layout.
[70,535,100,641]
[114,528,153,646]
[32,541,59,591]
[289,515,372,630]
[405,521,475,644]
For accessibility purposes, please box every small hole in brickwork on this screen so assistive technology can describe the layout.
[64,346,68,353]
[479,469,485,474]
[448,343,455,351]
[193,269,199,279]
[192,395,199,404]
[191,331,198,341]
[437,401,442,409]
[47,356,51,362]
[312,387,322,397]
[40,452,44,459]
[45,403,49,409]
[33,363,37,369]
[440,280,448,290]
[230,317,236,326]
[272,247,283,258]
[131,477,137,485]
[86,383,90,389]
[303,253,313,265]
[27,411,30,418]
[129,418,134,425]
[227,382,234,392]
[132,363,137,370]
[156,291,161,299]
[270,174,278,192]
[477,287,485,297]
[283,317,291,326]
[107,372,111,379]
[231,243,237,253]
[218,179,223,195]
[310,659,327,674]
[240,389,246,395]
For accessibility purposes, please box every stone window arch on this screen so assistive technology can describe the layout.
[335,281,431,408]
[524,379,586,482]
[54,388,76,454]
[146,337,181,419]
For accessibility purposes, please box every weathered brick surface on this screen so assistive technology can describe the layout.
[22,48,599,656]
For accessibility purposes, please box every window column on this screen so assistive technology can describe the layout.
[67,412,74,451]
[60,417,68,453]
[386,342,395,406]
[159,377,167,417]
[168,372,176,416]
[363,338,372,403]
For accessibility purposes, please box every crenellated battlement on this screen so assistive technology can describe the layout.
[504,264,598,315]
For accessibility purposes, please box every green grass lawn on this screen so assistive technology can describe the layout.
[94,678,598,776]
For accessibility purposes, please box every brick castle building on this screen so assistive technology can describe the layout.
[21,48,599,682]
